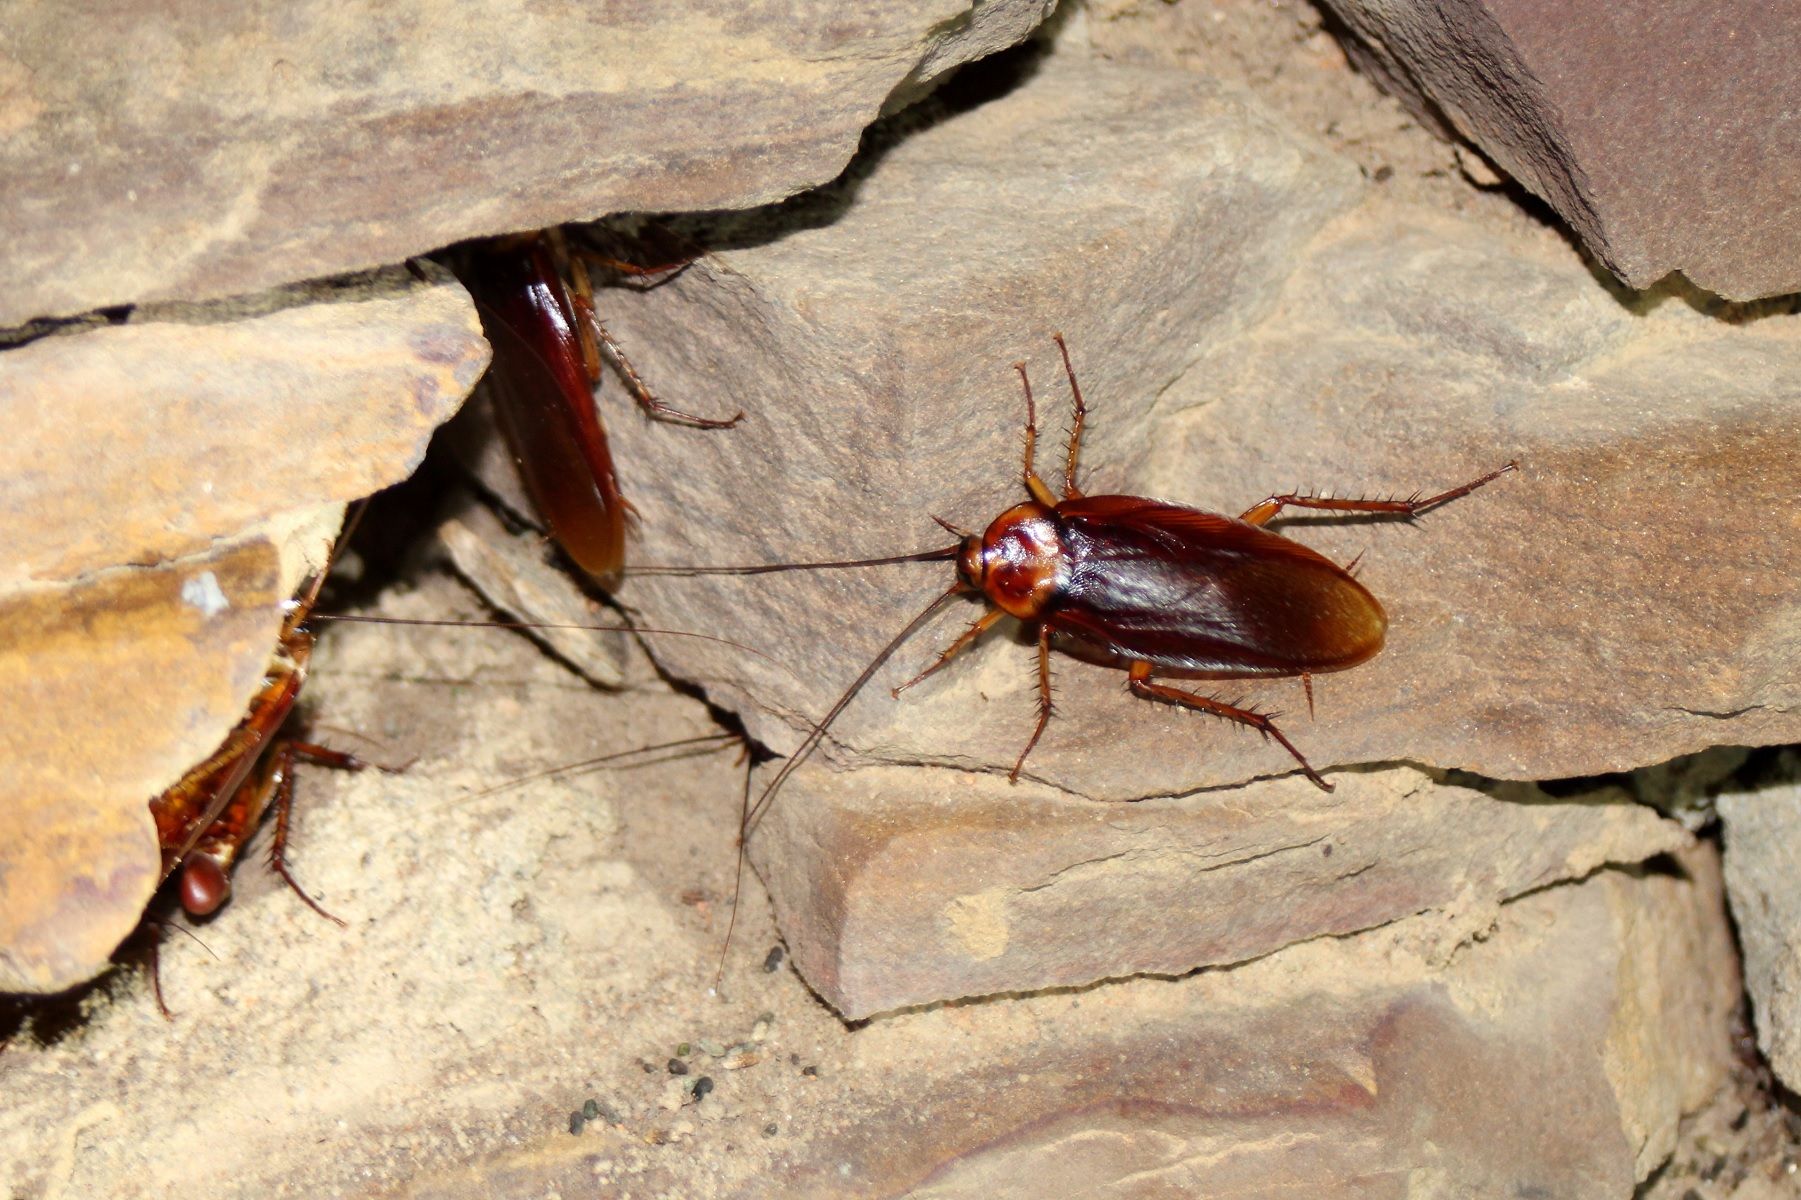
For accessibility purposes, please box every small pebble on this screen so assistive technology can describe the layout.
[568,1111,587,1136]
[693,1076,715,1103]
[801,1065,818,1078]
[763,1123,779,1138]
[676,1042,691,1057]
[698,1039,726,1057]
[722,1046,762,1070]
[582,1099,601,1121]
[667,1057,690,1076]
[762,945,785,972]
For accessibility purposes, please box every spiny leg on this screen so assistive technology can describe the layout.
[1126,661,1331,791]
[563,246,742,429]
[1051,333,1087,500]
[1013,360,1058,507]
[892,605,1006,697]
[1009,624,1055,783]
[265,741,366,927]
[1238,460,1518,526]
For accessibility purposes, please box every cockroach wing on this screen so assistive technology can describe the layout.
[1050,495,1387,677]
[460,240,627,580]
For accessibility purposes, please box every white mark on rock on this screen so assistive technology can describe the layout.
[181,571,229,618]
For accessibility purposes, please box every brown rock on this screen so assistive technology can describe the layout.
[0,0,1054,325]
[602,53,1366,785]
[605,174,1800,804]
[1318,0,1801,299]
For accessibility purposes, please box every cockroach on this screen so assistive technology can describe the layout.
[454,228,741,585]
[631,336,1515,971]
[148,530,369,930]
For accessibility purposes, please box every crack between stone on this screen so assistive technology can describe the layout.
[1667,703,1769,720]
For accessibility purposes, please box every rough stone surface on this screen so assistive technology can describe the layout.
[599,54,1800,803]
[0,266,486,992]
[0,580,1737,1196]
[0,537,289,994]
[597,52,1368,784]
[1720,752,1801,1094]
[755,764,1687,1018]
[446,47,1801,1015]
[0,0,1053,326]
[1317,0,1801,299]
[0,265,489,585]
[436,497,630,689]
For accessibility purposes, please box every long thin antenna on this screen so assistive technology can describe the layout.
[626,545,959,577]
[471,732,740,798]
[745,583,965,836]
[310,614,777,665]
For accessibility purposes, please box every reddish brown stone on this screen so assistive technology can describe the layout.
[1320,0,1801,298]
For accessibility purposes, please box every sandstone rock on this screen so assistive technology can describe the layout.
[0,0,1054,326]
[753,764,1688,1018]
[0,537,291,994]
[1317,0,1801,299]
[0,589,1736,1195]
[603,52,1367,785]
[600,128,1800,802]
[0,265,487,992]
[1719,751,1801,1093]
[0,265,488,585]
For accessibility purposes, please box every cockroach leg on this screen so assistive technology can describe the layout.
[265,742,367,927]
[1301,671,1316,720]
[1238,460,1519,526]
[564,241,742,430]
[1126,661,1331,791]
[1012,361,1059,508]
[890,606,1006,698]
[1008,624,1056,783]
[1051,332,1086,500]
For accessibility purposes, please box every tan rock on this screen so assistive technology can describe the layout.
[752,763,1688,1018]
[1718,752,1801,1093]
[0,265,487,992]
[0,266,487,585]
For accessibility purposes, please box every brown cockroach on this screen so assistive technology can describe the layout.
[147,522,372,932]
[453,228,741,585]
[630,336,1515,968]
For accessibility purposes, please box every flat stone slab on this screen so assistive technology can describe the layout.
[600,56,1800,802]
[0,0,1052,325]
[1319,0,1801,299]
[753,763,1687,1018]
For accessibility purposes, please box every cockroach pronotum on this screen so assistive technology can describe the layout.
[631,335,1515,970]
[454,228,742,585]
